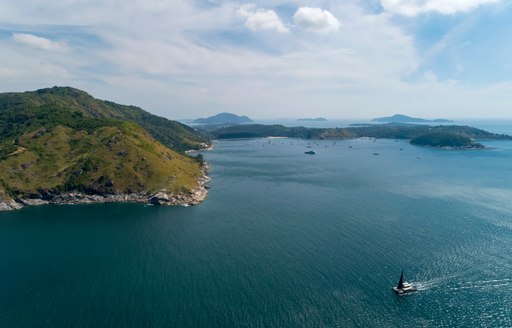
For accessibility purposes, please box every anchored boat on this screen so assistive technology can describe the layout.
[392,270,417,295]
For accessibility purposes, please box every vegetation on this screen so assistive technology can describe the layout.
[193,112,253,125]
[372,114,452,123]
[208,123,510,147]
[208,124,322,139]
[346,124,510,140]
[410,132,483,148]
[0,87,208,204]
[0,86,210,152]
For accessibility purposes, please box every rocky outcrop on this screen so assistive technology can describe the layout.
[0,198,24,211]
[0,164,211,211]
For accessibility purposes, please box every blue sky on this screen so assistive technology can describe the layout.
[0,0,510,119]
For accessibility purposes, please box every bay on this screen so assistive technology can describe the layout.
[1,130,512,327]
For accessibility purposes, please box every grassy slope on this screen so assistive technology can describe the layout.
[0,122,202,200]
[0,86,209,152]
[409,132,481,148]
[0,87,207,202]
[209,123,511,142]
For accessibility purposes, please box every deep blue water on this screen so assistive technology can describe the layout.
[1,131,512,327]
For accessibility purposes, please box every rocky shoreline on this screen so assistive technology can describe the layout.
[0,164,211,212]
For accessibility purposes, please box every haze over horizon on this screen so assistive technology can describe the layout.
[1,0,511,120]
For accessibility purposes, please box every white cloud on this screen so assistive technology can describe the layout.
[293,7,341,33]
[238,4,288,33]
[381,0,500,16]
[1,0,511,119]
[0,2,421,118]
[12,33,69,52]
[0,40,75,93]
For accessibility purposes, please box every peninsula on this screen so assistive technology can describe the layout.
[206,123,511,148]
[0,87,211,211]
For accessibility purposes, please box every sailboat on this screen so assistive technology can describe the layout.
[392,270,417,295]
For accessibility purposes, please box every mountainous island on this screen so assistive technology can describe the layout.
[206,123,511,148]
[372,114,452,123]
[0,87,211,211]
[193,112,253,125]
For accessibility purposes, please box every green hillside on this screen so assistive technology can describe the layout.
[208,123,511,147]
[0,86,210,152]
[0,87,210,210]
[410,132,483,148]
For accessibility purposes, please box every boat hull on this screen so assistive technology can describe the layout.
[392,285,417,295]
[393,272,417,295]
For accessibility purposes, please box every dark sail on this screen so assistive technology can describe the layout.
[397,270,404,289]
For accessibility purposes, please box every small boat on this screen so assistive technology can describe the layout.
[304,150,316,155]
[373,152,380,156]
[392,270,417,295]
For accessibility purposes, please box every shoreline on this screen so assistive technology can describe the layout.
[185,142,215,153]
[0,164,211,212]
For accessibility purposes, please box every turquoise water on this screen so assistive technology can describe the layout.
[2,136,512,327]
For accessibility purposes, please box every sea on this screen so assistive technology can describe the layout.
[1,119,512,327]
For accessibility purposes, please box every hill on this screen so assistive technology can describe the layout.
[209,124,354,139]
[194,112,253,125]
[0,87,211,211]
[208,123,510,148]
[372,114,452,123]
[410,132,484,149]
[0,86,210,152]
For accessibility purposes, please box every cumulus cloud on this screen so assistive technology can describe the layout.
[381,0,500,16]
[238,4,288,33]
[293,7,341,33]
[2,0,510,119]
[12,33,68,52]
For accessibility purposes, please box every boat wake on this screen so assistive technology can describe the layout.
[412,273,461,291]
[413,277,512,292]
[447,278,512,291]
[412,282,433,291]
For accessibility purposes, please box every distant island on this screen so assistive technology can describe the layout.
[204,123,511,149]
[372,114,452,123]
[194,112,253,125]
[297,117,327,122]
[410,132,484,149]
[0,86,211,211]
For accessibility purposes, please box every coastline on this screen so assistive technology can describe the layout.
[185,142,215,153]
[0,163,211,212]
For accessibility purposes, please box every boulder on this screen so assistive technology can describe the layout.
[148,192,171,205]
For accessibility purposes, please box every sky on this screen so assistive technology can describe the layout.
[0,0,511,119]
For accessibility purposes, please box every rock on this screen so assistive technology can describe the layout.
[0,161,211,210]
[148,192,171,205]
[0,199,24,211]
[17,198,49,206]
